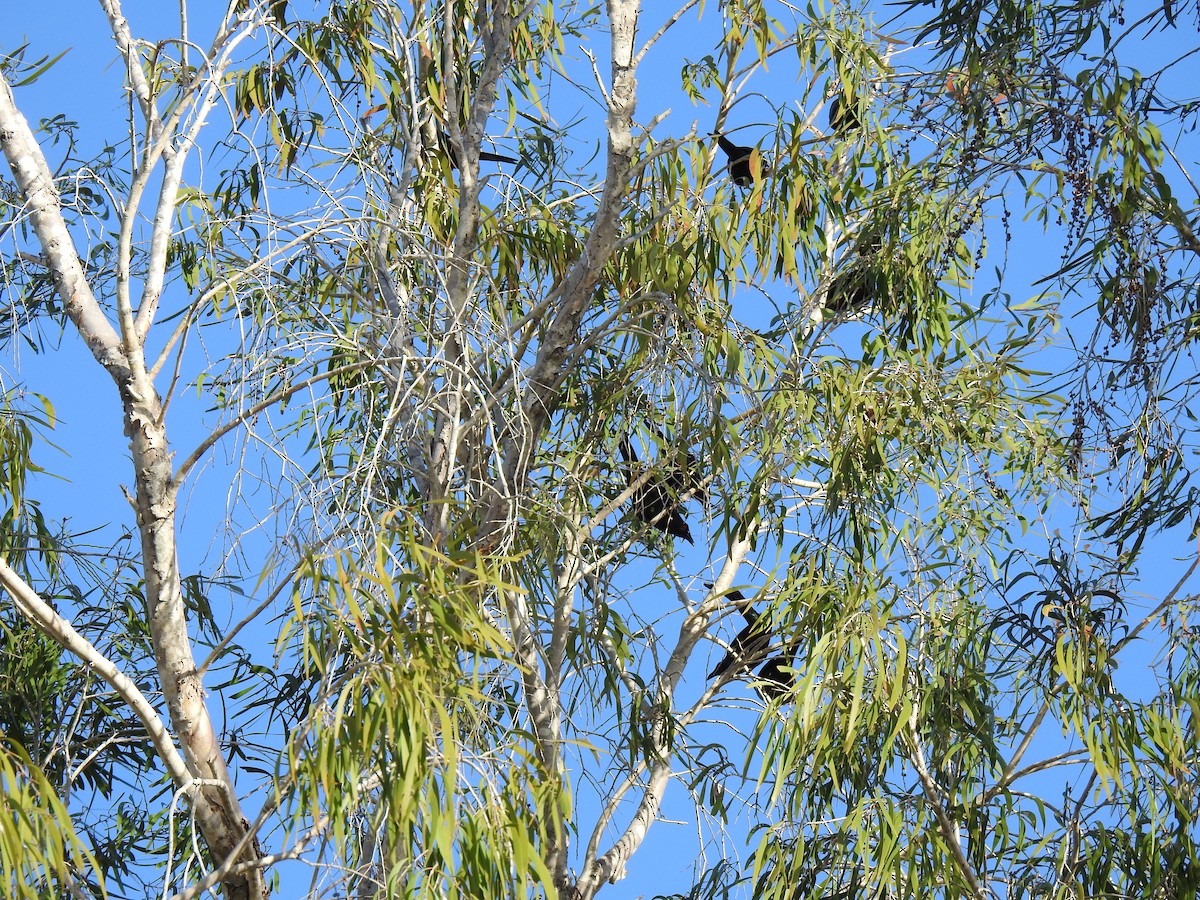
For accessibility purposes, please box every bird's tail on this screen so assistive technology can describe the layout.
[479,149,520,165]
[618,434,637,465]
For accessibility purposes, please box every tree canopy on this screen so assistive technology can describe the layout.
[1,1,1199,898]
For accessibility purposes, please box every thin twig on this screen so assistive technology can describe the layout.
[0,558,192,787]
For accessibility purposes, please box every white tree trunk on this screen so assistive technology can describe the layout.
[0,61,264,900]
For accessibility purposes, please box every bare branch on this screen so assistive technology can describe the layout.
[0,73,128,376]
[904,715,988,900]
[173,359,385,485]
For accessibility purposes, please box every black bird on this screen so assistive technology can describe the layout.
[436,131,520,168]
[417,42,520,170]
[823,265,874,316]
[665,451,707,504]
[828,89,863,137]
[619,435,693,544]
[706,587,774,680]
[645,422,708,505]
[755,653,797,701]
[716,134,769,186]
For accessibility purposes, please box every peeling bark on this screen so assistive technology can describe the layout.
[0,65,263,900]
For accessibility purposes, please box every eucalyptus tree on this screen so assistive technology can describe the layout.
[1,1,1198,900]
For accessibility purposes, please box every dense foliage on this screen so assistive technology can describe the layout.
[1,1,1199,898]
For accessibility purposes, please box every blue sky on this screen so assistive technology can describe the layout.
[4,2,1200,899]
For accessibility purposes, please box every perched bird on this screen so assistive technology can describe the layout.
[435,131,520,168]
[646,422,708,505]
[716,133,770,186]
[619,435,693,544]
[417,43,519,171]
[665,450,707,504]
[823,265,874,316]
[706,587,775,680]
[828,89,863,137]
[822,224,896,316]
[755,654,797,701]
